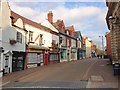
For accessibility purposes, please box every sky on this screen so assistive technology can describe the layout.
[8,0,109,48]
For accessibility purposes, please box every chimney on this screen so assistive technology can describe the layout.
[86,37,88,39]
[47,11,53,24]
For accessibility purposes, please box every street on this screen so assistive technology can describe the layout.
[1,58,119,89]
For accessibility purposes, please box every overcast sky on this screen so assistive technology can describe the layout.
[8,0,109,48]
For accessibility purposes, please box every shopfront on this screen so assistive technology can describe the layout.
[60,47,67,62]
[27,52,43,68]
[77,48,83,60]
[26,44,49,68]
[49,52,59,63]
[71,48,77,61]
[12,51,26,72]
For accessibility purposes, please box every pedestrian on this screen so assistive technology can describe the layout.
[97,54,99,59]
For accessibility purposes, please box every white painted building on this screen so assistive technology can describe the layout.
[41,19,59,63]
[0,1,26,76]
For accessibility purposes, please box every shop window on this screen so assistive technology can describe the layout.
[50,54,58,61]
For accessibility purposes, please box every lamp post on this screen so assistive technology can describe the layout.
[99,36,104,57]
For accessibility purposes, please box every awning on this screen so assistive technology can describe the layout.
[28,44,49,50]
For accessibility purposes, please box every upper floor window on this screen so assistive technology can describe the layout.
[16,32,22,43]
[29,31,33,42]
[66,30,69,35]
[39,34,43,45]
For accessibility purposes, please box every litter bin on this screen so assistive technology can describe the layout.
[113,63,120,76]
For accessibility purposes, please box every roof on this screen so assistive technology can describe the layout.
[53,20,63,27]
[65,25,74,32]
[11,11,53,32]
[75,31,82,39]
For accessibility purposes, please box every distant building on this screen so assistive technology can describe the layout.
[85,37,92,58]
[65,26,77,61]
[82,37,86,58]
[75,31,84,60]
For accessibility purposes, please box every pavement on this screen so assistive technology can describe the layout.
[0,58,120,89]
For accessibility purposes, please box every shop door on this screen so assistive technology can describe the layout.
[12,52,25,72]
[67,53,70,61]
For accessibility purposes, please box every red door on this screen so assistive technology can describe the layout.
[44,53,49,65]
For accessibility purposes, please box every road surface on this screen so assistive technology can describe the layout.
[1,58,119,89]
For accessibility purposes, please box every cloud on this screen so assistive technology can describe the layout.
[9,1,108,46]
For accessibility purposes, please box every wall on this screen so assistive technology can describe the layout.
[78,41,81,48]
[106,32,112,57]
[71,39,76,47]
[52,34,59,45]
[60,35,66,47]
[25,24,52,48]
[1,2,26,52]
[41,20,59,45]
[0,2,2,47]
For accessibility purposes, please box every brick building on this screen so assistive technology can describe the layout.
[105,32,112,59]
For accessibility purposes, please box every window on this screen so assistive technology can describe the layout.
[39,34,43,45]
[49,53,59,61]
[60,37,62,44]
[29,31,33,42]
[66,30,69,35]
[17,32,22,43]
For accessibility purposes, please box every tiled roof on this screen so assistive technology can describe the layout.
[65,25,75,32]
[11,11,51,32]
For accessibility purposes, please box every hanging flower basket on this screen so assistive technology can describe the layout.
[9,39,17,45]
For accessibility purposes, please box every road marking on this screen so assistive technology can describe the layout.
[0,81,10,87]
[82,60,98,80]
[90,75,104,82]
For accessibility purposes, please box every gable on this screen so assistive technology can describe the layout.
[41,20,59,33]
[14,18,23,29]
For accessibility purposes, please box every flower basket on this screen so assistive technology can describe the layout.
[9,39,17,45]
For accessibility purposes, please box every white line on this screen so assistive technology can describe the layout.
[0,81,10,87]
[82,60,98,80]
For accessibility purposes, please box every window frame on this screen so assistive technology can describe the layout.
[16,32,22,43]
[29,31,33,42]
